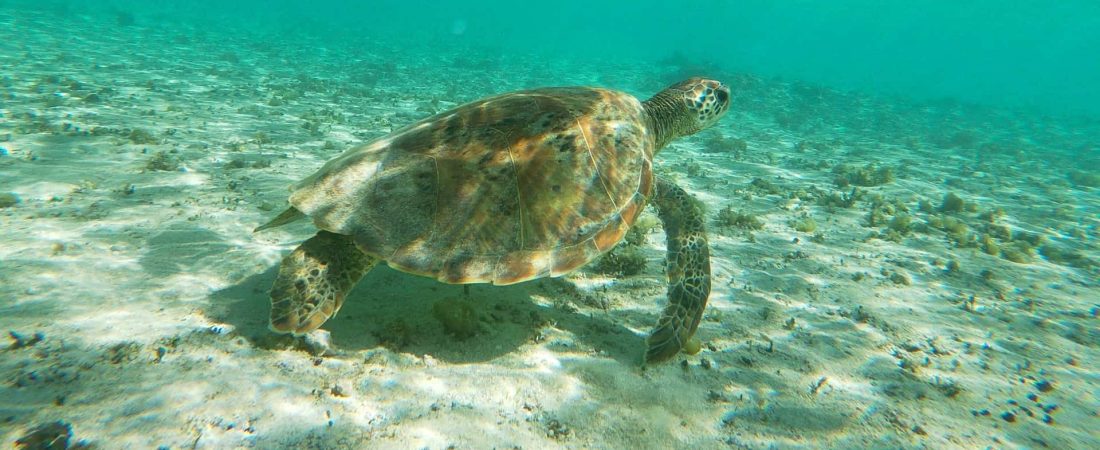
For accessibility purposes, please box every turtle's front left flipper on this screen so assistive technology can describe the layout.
[269,231,378,334]
[645,179,712,363]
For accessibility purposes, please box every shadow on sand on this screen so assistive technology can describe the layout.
[208,263,648,366]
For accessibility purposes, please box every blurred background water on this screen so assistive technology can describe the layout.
[9,0,1099,118]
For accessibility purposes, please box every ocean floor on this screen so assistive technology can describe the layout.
[2,7,1098,450]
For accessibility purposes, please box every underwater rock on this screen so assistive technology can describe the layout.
[15,421,71,450]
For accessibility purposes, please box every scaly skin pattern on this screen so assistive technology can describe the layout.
[269,231,378,334]
[645,178,712,363]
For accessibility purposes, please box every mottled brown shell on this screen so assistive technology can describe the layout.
[288,87,655,285]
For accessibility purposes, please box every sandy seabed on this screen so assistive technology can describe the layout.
[1,6,1097,450]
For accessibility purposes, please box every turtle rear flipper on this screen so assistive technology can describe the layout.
[645,179,711,363]
[269,231,378,334]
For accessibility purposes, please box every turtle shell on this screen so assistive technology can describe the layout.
[288,87,655,285]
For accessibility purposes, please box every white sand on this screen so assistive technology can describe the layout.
[1,6,1097,449]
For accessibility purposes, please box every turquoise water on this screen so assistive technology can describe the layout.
[1,1,1097,448]
[13,0,1100,117]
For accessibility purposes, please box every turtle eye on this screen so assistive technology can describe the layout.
[715,89,728,103]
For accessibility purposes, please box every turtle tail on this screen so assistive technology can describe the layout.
[254,207,305,233]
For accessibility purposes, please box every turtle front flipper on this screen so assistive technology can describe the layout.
[269,231,378,334]
[645,179,712,363]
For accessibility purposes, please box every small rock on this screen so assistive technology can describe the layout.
[9,331,44,349]
[303,330,333,355]
[1035,379,1054,392]
[1001,412,1016,423]
[330,383,350,397]
[15,421,71,449]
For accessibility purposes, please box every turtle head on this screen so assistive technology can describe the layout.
[671,77,731,131]
[644,77,731,151]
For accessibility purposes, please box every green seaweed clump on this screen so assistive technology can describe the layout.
[1039,244,1096,269]
[749,177,783,195]
[939,192,966,213]
[715,206,764,230]
[818,188,863,209]
[0,192,19,208]
[833,163,895,187]
[1067,170,1100,188]
[128,128,158,145]
[790,217,817,233]
[984,223,1012,241]
[978,207,1006,223]
[624,214,660,246]
[1001,241,1035,264]
[432,298,480,339]
[1013,231,1047,248]
[933,216,974,246]
[888,214,912,235]
[979,234,1000,256]
[145,151,180,171]
[591,244,647,277]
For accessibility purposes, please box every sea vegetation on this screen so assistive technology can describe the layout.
[1039,244,1096,269]
[624,214,659,246]
[833,163,895,188]
[128,128,158,145]
[0,192,19,208]
[432,298,481,339]
[789,216,817,233]
[939,192,966,213]
[977,207,1006,223]
[715,205,764,230]
[702,133,748,158]
[864,195,909,229]
[1001,241,1036,264]
[1067,170,1100,188]
[979,234,1000,256]
[591,244,647,277]
[818,187,864,209]
[748,177,783,196]
[145,151,180,172]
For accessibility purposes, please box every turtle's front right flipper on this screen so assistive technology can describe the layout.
[645,179,712,363]
[269,231,378,334]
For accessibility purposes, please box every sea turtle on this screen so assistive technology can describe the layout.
[256,77,730,362]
